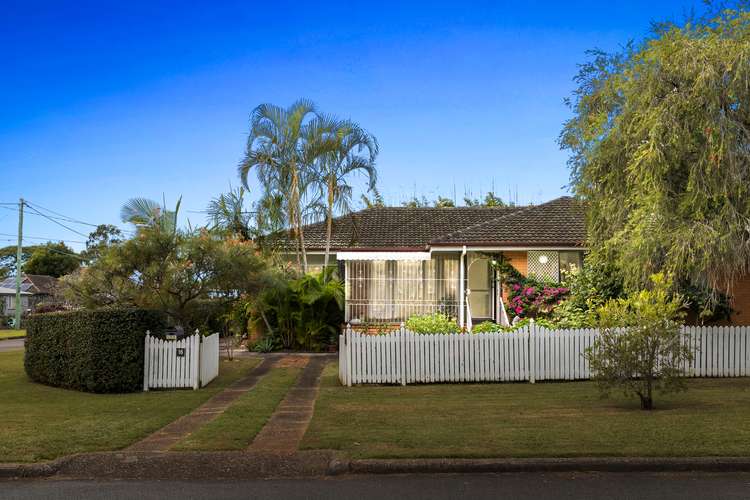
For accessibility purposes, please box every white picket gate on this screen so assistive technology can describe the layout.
[143,332,220,391]
[338,324,750,386]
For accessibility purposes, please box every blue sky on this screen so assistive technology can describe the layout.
[0,0,706,251]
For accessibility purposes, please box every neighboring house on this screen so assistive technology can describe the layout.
[286,196,586,327]
[0,274,58,317]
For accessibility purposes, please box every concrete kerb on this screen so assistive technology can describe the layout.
[5,454,750,480]
[339,457,750,475]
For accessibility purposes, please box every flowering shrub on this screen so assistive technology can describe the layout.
[405,313,460,334]
[507,282,570,319]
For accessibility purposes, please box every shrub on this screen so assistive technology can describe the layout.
[24,308,166,393]
[405,313,460,334]
[585,274,691,410]
[250,268,344,351]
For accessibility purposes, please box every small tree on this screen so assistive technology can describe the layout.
[585,274,692,410]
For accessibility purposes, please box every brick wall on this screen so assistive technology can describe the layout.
[730,275,750,325]
[503,251,527,276]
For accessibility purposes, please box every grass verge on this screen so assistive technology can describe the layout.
[172,367,302,451]
[0,329,25,340]
[0,351,259,462]
[301,362,750,458]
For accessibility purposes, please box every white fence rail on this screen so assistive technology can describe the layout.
[338,324,750,386]
[143,332,220,391]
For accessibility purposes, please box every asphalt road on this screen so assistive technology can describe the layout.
[3,472,750,499]
[0,338,24,352]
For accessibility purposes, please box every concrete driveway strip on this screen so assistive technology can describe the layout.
[128,356,281,452]
[248,355,330,454]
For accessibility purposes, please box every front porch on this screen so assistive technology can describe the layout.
[342,249,581,327]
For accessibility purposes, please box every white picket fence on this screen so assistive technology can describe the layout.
[338,324,750,386]
[143,332,220,391]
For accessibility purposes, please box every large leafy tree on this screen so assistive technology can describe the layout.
[560,8,750,307]
[0,245,43,280]
[61,227,271,332]
[23,242,81,277]
[239,99,320,273]
[312,117,378,267]
[82,224,123,263]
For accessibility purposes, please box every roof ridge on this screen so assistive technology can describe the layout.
[429,197,571,244]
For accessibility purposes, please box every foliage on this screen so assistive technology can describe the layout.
[24,308,166,393]
[251,337,277,353]
[507,282,570,319]
[560,8,750,308]
[23,242,81,277]
[82,224,123,263]
[550,254,624,327]
[239,99,320,272]
[60,226,271,332]
[360,186,385,208]
[206,185,253,241]
[120,197,180,233]
[405,312,460,334]
[250,268,344,350]
[311,116,378,267]
[463,191,507,207]
[0,245,44,280]
[585,274,692,410]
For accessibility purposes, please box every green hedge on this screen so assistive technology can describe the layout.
[24,308,166,393]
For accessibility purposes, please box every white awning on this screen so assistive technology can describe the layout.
[336,251,431,261]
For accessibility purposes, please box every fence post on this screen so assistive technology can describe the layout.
[345,324,353,387]
[143,330,151,391]
[191,333,200,390]
[529,323,536,384]
[400,322,407,386]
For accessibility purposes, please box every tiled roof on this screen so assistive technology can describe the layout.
[0,274,58,295]
[430,197,586,247]
[285,196,586,250]
[294,205,522,250]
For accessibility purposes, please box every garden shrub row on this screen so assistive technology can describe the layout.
[25,308,166,393]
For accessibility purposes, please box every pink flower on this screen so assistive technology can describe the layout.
[524,287,535,297]
[512,284,521,291]
[515,306,523,314]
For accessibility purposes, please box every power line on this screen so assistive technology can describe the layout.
[24,200,101,228]
[0,233,87,244]
[24,205,89,238]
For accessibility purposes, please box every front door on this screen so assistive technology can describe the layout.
[468,254,492,320]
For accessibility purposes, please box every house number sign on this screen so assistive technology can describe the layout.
[176,348,186,357]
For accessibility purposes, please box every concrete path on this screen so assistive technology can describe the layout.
[128,356,280,452]
[0,339,24,352]
[248,356,329,454]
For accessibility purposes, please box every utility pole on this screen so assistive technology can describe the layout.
[15,198,23,330]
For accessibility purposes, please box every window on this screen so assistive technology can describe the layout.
[345,256,459,323]
[559,251,584,280]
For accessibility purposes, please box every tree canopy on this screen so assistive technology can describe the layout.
[560,8,750,306]
[23,242,81,277]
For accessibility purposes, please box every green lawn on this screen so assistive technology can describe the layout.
[173,367,302,451]
[301,363,750,458]
[0,351,260,462]
[0,329,25,339]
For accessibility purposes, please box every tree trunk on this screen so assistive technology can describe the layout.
[290,169,308,273]
[640,378,654,410]
[324,183,334,268]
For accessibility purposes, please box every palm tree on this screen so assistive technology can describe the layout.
[206,186,252,240]
[239,99,318,272]
[120,197,181,234]
[311,117,378,267]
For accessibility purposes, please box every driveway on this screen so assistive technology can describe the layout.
[0,339,24,352]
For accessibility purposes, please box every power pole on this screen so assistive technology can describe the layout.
[15,198,23,330]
